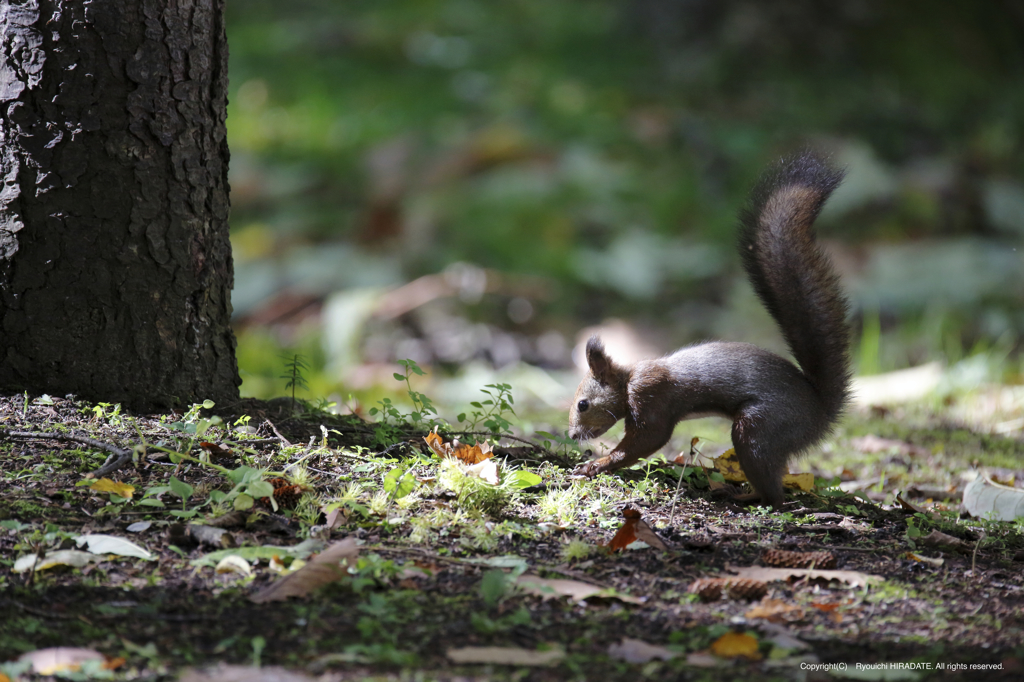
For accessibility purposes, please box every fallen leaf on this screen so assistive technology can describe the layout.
[895,491,927,513]
[215,555,253,577]
[89,478,135,499]
[180,664,323,681]
[446,646,564,666]
[465,458,499,485]
[199,441,235,458]
[728,564,880,590]
[745,598,804,623]
[686,652,724,668]
[606,507,639,551]
[607,506,668,552]
[250,538,358,603]
[607,638,678,663]
[76,534,155,560]
[13,550,101,573]
[781,472,815,492]
[515,574,641,604]
[709,632,761,660]
[18,647,105,674]
[714,449,745,482]
[920,529,973,554]
[192,539,326,568]
[758,622,811,652]
[423,430,447,458]
[324,507,346,530]
[632,516,670,551]
[850,434,929,458]
[906,552,944,567]
[962,475,1024,521]
[424,429,493,464]
[716,449,814,491]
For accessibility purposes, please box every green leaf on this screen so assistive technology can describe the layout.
[226,465,261,485]
[383,467,416,500]
[169,476,194,502]
[137,498,166,508]
[393,373,406,382]
[234,493,255,511]
[506,470,542,489]
[479,569,512,607]
[246,480,275,500]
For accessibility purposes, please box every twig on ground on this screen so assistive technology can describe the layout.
[263,419,293,447]
[1,428,133,478]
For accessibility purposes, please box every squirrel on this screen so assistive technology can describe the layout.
[568,153,851,508]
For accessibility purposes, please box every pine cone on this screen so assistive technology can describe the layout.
[761,548,836,569]
[263,477,306,510]
[689,577,768,602]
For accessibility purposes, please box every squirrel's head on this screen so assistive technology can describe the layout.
[568,336,629,441]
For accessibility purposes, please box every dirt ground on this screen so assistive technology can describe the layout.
[1,392,1023,681]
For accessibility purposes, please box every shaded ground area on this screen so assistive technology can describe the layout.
[1,392,1023,681]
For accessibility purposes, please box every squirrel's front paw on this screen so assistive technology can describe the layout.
[573,455,613,478]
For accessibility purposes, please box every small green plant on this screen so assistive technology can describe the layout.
[458,383,516,435]
[560,538,594,563]
[84,401,123,426]
[535,429,579,459]
[436,457,513,516]
[168,476,198,518]
[281,354,310,410]
[368,359,440,446]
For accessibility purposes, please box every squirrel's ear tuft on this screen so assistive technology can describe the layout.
[586,336,613,383]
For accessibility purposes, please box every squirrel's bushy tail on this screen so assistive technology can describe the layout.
[738,153,851,425]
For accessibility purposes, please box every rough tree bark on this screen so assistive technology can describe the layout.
[0,0,239,410]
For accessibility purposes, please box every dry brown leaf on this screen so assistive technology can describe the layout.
[850,434,929,458]
[250,538,358,603]
[728,564,879,590]
[180,664,326,682]
[745,598,804,623]
[607,638,678,664]
[920,529,974,553]
[709,632,761,660]
[607,506,668,552]
[895,491,927,513]
[515,574,642,604]
[424,429,493,464]
[423,431,447,458]
[446,646,564,667]
[452,440,493,464]
[199,441,235,458]
[606,507,640,551]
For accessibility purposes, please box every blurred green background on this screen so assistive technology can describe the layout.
[225,0,1024,414]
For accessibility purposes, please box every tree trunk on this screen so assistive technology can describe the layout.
[0,0,239,411]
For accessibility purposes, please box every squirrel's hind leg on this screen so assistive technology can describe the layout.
[730,409,793,509]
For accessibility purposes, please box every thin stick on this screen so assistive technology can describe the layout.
[1,429,133,478]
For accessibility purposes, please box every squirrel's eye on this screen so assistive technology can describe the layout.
[577,399,589,413]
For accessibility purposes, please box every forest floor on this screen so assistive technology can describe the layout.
[1,389,1023,682]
